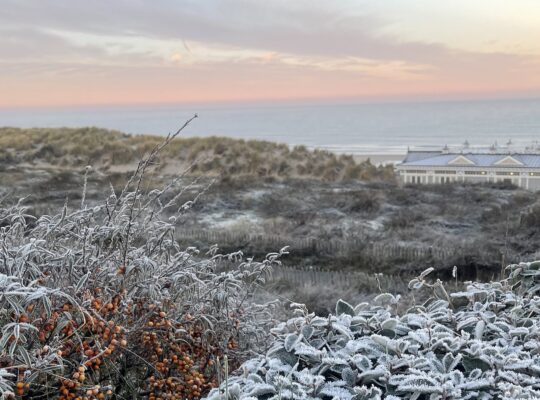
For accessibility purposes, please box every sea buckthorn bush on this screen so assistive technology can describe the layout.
[0,122,280,399]
[206,263,540,399]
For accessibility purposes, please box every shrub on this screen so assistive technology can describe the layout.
[344,191,381,214]
[0,122,280,399]
[206,263,540,399]
[384,209,426,230]
[520,202,540,228]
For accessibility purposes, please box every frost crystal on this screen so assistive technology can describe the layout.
[205,263,540,399]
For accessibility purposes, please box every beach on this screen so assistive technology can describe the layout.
[352,153,405,166]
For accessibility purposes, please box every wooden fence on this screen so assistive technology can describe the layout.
[175,229,363,255]
[268,264,403,290]
[175,228,504,265]
[214,262,407,291]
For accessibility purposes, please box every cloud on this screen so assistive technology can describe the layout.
[0,0,525,64]
[0,0,539,106]
[170,53,183,63]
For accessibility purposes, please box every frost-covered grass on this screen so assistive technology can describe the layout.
[206,263,540,399]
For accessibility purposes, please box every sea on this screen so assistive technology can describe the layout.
[1,97,540,155]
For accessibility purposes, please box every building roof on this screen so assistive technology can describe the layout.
[402,151,441,163]
[399,152,540,168]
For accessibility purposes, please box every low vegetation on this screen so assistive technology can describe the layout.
[2,123,540,399]
[0,130,281,399]
[0,127,393,182]
[206,262,540,399]
[171,179,540,282]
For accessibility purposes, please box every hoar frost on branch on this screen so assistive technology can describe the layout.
[0,117,282,399]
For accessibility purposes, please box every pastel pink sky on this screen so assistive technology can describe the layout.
[1,0,540,107]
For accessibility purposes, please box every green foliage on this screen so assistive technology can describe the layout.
[507,260,540,295]
[206,263,540,399]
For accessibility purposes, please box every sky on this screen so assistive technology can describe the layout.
[1,0,540,108]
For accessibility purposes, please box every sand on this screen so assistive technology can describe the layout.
[352,153,405,166]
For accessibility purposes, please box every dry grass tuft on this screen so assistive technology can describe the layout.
[0,127,394,182]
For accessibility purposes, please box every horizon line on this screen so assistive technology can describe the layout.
[2,91,540,111]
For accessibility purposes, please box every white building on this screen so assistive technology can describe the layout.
[396,149,540,190]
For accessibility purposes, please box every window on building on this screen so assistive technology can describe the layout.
[465,171,488,175]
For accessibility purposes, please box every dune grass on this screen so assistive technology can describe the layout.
[0,127,394,182]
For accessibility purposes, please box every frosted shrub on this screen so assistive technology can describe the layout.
[206,262,540,399]
[0,120,280,399]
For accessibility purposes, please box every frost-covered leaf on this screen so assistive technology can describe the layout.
[336,299,355,317]
[342,367,357,387]
[209,260,540,400]
[381,318,398,331]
